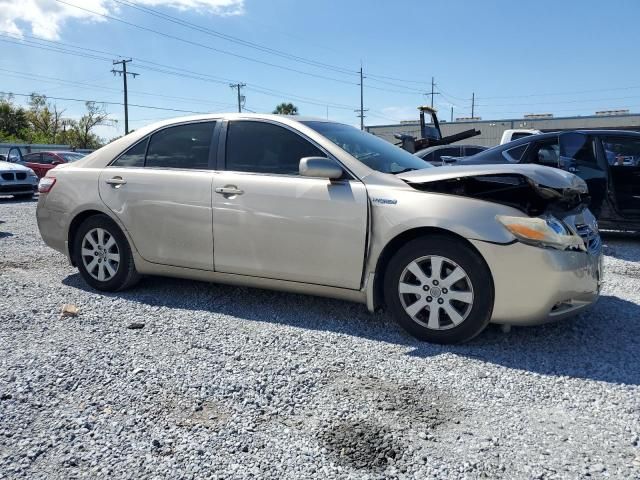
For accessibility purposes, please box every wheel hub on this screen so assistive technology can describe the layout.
[397,255,474,331]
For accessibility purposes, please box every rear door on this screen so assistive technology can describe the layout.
[599,135,640,215]
[99,121,218,270]
[212,119,368,289]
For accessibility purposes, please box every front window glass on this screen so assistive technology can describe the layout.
[226,121,324,175]
[303,121,431,174]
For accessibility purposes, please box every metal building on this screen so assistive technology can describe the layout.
[366,111,640,147]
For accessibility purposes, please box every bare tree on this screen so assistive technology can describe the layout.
[72,102,112,148]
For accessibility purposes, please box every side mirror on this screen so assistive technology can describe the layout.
[299,157,343,179]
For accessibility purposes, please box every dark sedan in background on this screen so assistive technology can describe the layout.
[439,130,640,230]
[415,144,487,166]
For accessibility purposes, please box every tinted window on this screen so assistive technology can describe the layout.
[303,121,431,174]
[226,121,324,175]
[112,139,147,167]
[42,153,58,165]
[146,122,215,169]
[530,139,559,167]
[560,133,598,168]
[602,136,640,167]
[433,147,460,163]
[464,146,485,156]
[503,144,528,162]
[23,153,42,163]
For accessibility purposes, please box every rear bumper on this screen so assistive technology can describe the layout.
[36,200,70,261]
[471,239,602,326]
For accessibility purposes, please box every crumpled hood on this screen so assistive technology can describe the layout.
[0,161,31,172]
[397,163,587,194]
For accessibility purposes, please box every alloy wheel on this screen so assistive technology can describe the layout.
[398,255,474,330]
[81,227,121,282]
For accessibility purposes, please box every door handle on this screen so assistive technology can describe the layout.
[105,177,127,188]
[215,186,244,196]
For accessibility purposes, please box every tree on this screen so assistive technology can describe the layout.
[70,102,113,149]
[0,95,29,141]
[27,94,66,143]
[273,102,299,115]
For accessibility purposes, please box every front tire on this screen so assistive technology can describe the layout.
[384,235,494,344]
[73,214,140,292]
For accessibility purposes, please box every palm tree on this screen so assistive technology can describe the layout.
[273,102,299,115]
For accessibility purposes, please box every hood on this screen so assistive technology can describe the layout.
[397,163,587,193]
[0,161,31,172]
[399,164,589,217]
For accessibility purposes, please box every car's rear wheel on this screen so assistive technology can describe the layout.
[73,214,140,291]
[384,235,494,344]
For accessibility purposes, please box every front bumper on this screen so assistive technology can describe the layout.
[0,182,37,195]
[471,239,602,326]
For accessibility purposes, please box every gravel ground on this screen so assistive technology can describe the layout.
[1,198,639,480]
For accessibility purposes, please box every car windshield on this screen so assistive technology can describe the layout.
[59,152,85,162]
[302,121,431,174]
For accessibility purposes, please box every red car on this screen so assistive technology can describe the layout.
[23,151,86,178]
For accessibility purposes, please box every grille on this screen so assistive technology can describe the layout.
[1,172,15,181]
[576,224,601,255]
[15,172,26,180]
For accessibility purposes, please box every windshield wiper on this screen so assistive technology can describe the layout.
[392,167,418,174]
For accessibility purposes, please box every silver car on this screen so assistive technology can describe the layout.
[36,114,602,343]
[0,160,38,199]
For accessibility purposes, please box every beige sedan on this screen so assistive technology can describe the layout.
[36,114,602,343]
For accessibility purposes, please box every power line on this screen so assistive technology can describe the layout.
[0,91,210,114]
[111,0,358,77]
[54,0,359,87]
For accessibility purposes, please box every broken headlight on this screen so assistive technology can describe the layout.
[496,215,584,251]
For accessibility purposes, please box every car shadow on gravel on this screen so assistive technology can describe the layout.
[62,273,640,386]
[407,294,640,386]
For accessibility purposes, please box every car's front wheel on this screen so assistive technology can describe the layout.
[384,235,494,344]
[73,214,140,291]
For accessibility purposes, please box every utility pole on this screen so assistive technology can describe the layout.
[356,66,368,130]
[451,106,454,122]
[427,76,440,108]
[229,83,246,113]
[111,59,138,135]
[471,92,475,118]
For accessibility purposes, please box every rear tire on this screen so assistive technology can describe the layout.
[73,214,140,292]
[383,235,494,344]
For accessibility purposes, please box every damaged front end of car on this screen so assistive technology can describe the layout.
[397,164,599,254]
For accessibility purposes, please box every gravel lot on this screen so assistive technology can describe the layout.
[1,198,639,479]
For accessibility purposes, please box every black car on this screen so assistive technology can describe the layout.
[443,130,640,230]
[415,144,487,166]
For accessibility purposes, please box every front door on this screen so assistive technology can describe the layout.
[558,132,608,217]
[599,135,640,215]
[99,121,218,270]
[212,120,368,289]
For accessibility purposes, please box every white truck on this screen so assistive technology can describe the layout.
[499,129,541,144]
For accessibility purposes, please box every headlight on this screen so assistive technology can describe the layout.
[496,215,584,251]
